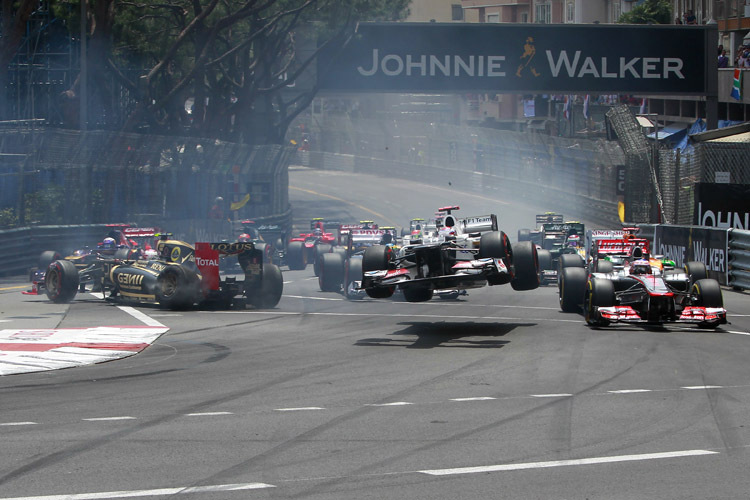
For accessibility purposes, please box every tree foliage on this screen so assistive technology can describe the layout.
[617,0,672,25]
[56,0,410,144]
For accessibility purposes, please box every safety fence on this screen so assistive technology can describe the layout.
[729,229,750,290]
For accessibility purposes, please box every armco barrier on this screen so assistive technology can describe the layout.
[729,229,750,290]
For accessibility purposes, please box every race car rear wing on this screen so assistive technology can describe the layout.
[458,214,498,234]
[122,227,159,238]
[535,213,563,225]
[194,242,263,292]
[593,238,650,256]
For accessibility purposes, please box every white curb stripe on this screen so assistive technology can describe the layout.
[117,306,166,328]
[0,482,275,500]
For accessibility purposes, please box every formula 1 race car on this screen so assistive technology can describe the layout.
[286,218,340,271]
[558,241,727,328]
[360,207,539,302]
[39,236,283,310]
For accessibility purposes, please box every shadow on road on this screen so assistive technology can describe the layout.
[355,321,535,349]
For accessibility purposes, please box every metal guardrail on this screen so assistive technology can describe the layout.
[729,229,750,290]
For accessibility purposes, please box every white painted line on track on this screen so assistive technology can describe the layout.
[366,402,413,407]
[417,449,718,476]
[1,422,37,426]
[275,407,325,412]
[82,416,136,422]
[682,385,723,390]
[186,412,233,417]
[728,331,750,336]
[450,397,497,402]
[116,306,166,328]
[608,389,653,394]
[0,482,276,500]
[530,394,573,398]
[88,292,105,299]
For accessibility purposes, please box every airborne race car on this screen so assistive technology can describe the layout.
[41,236,283,310]
[360,207,539,302]
[558,236,727,328]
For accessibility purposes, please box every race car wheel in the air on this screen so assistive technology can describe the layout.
[479,231,510,259]
[44,260,79,303]
[286,241,306,270]
[685,261,708,286]
[319,252,344,292]
[559,266,587,312]
[584,278,615,326]
[510,240,539,291]
[247,263,284,309]
[156,266,197,310]
[402,286,434,302]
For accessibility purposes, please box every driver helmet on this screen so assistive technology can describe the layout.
[313,227,323,237]
[144,248,158,260]
[100,237,116,251]
[380,232,393,245]
[630,259,651,275]
[238,233,252,242]
[567,234,581,248]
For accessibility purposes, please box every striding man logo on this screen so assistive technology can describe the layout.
[517,36,541,78]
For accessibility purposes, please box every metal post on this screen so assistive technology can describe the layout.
[80,0,87,132]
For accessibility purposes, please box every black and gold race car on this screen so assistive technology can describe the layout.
[40,235,283,310]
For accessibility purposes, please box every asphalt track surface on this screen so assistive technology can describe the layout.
[2,167,750,499]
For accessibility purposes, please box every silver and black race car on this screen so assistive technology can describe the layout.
[360,207,539,302]
[39,236,283,310]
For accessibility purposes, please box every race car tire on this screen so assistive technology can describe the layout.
[479,231,510,259]
[691,278,723,307]
[585,278,615,326]
[362,245,395,298]
[155,266,198,310]
[344,257,364,300]
[403,286,434,302]
[44,260,79,303]
[559,253,585,270]
[319,253,345,292]
[685,261,708,285]
[537,249,552,285]
[518,229,531,242]
[286,241,306,270]
[362,245,392,272]
[559,266,587,312]
[114,247,136,261]
[510,240,539,291]
[254,242,272,264]
[248,263,284,309]
[313,244,332,276]
[595,260,614,274]
[39,250,62,271]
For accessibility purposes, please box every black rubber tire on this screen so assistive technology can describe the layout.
[559,266,587,312]
[156,265,198,310]
[366,286,396,299]
[559,253,585,270]
[44,260,79,303]
[286,241,306,270]
[39,250,62,270]
[403,287,434,302]
[114,247,134,261]
[585,278,616,326]
[479,231,510,259]
[319,252,345,292]
[254,242,272,263]
[344,257,364,300]
[537,249,552,271]
[691,278,723,307]
[362,245,392,272]
[313,244,332,276]
[518,229,530,242]
[685,261,708,285]
[510,240,539,291]
[247,263,284,309]
[595,259,614,273]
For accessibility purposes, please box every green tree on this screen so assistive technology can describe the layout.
[617,0,672,24]
[56,0,410,144]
